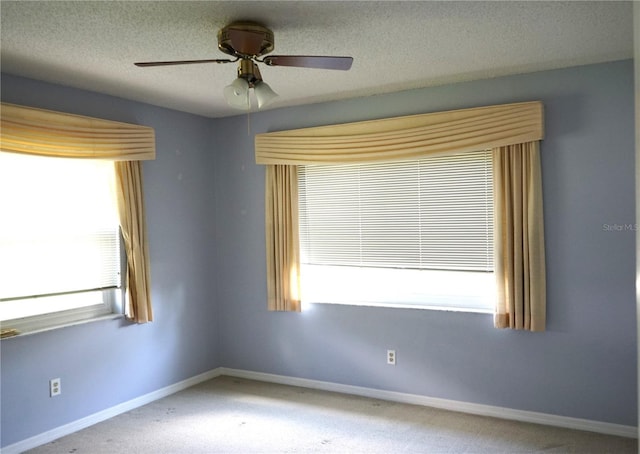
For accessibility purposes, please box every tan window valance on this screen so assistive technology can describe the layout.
[0,103,155,160]
[255,101,543,165]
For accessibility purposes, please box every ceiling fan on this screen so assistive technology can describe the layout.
[135,22,354,110]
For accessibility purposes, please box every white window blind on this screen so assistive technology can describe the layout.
[298,149,495,311]
[0,152,121,323]
[0,230,121,301]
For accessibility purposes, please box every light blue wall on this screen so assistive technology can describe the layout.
[0,75,221,447]
[214,60,637,426]
[0,60,636,448]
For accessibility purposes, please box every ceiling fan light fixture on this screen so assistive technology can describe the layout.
[254,81,278,109]
[223,77,250,109]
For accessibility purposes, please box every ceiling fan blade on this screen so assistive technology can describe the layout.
[134,59,235,67]
[263,55,353,71]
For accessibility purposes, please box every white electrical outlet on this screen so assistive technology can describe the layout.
[50,378,61,397]
[387,349,396,365]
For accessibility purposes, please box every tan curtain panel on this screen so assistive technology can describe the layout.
[114,161,154,323]
[0,103,155,160]
[255,101,542,165]
[493,142,546,331]
[265,165,301,312]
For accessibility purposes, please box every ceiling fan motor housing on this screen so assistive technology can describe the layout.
[217,22,275,58]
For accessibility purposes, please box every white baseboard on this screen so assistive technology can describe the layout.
[1,368,224,454]
[219,367,638,439]
[3,366,636,453]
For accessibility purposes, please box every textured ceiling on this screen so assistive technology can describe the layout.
[0,1,633,118]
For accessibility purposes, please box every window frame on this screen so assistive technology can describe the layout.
[2,288,125,335]
[0,154,127,337]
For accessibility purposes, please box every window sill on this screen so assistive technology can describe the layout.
[0,313,126,340]
[303,300,494,314]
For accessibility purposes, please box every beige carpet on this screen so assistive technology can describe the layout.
[27,376,636,453]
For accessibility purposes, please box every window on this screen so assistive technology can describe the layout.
[298,149,494,312]
[0,152,123,334]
